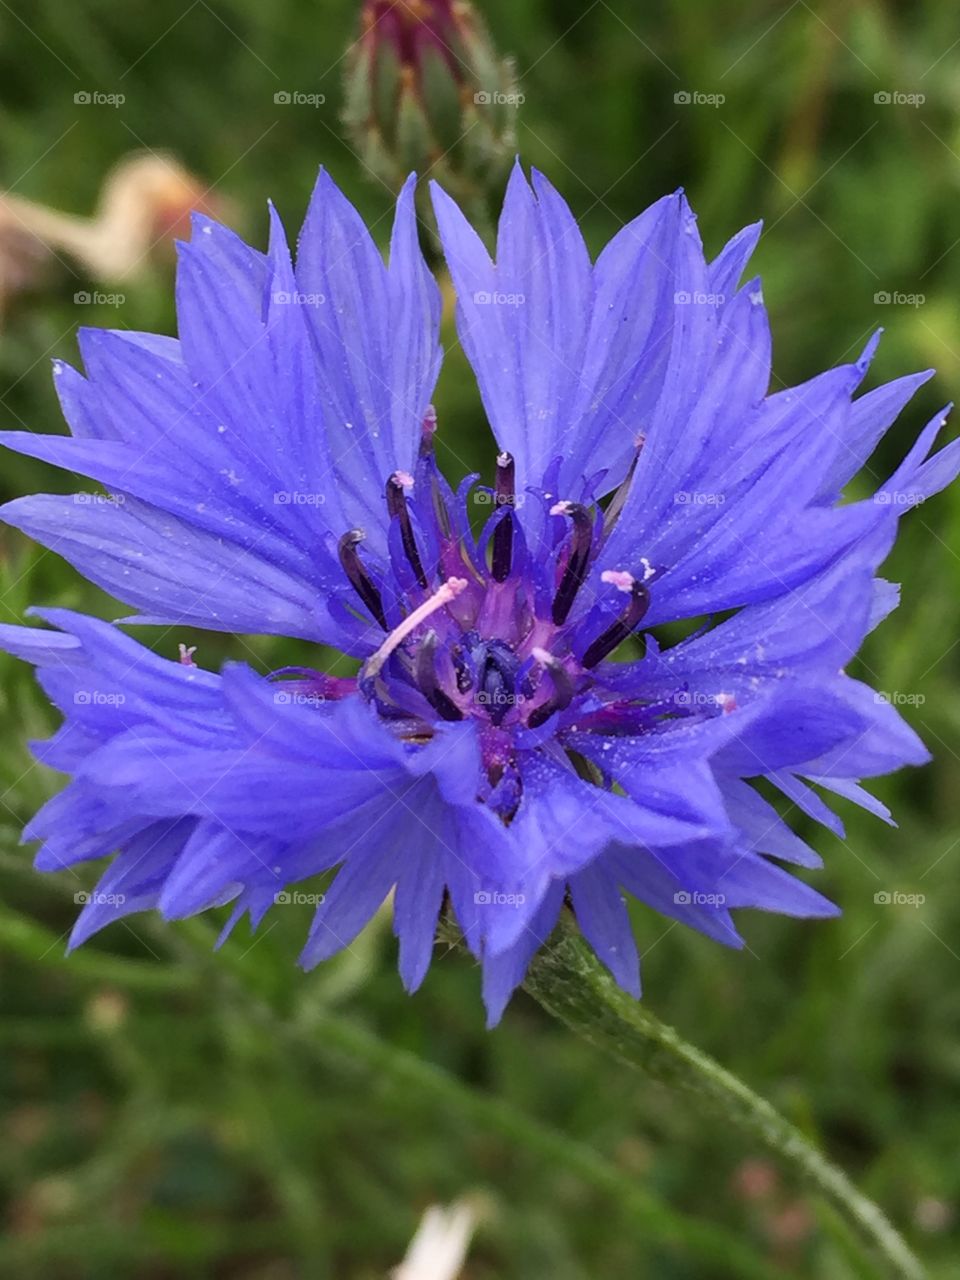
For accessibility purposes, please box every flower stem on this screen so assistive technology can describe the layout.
[521,919,924,1280]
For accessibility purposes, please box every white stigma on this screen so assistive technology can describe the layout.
[363,578,469,680]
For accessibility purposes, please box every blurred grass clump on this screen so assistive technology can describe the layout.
[1,1,960,1277]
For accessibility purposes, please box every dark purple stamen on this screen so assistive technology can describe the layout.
[386,473,429,590]
[416,630,463,721]
[603,435,645,537]
[551,502,594,625]
[431,470,452,538]
[491,451,515,582]
[452,642,474,693]
[338,529,388,630]
[582,580,651,668]
[419,405,438,456]
[527,648,575,729]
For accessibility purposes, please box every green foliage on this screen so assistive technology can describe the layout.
[0,0,959,1275]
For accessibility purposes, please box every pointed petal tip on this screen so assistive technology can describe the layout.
[857,328,883,370]
[187,209,217,233]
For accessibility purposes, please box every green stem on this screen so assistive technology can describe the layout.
[521,920,924,1280]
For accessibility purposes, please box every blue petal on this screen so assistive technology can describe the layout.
[394,838,448,993]
[0,493,345,644]
[480,883,565,1027]
[720,778,823,869]
[568,862,641,996]
[708,221,762,299]
[432,167,716,495]
[69,819,195,948]
[295,170,442,513]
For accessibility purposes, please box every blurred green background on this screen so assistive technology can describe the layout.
[1,1,959,1276]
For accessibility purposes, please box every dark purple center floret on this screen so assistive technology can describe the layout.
[291,417,694,818]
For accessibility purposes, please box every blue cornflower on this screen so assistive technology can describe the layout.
[0,166,956,1024]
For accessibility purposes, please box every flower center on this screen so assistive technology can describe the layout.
[336,444,654,743]
[254,434,738,819]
